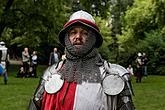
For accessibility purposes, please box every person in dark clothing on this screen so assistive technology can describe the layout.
[135,65,143,83]
[135,52,143,83]
[29,66,34,77]
[49,47,60,66]
[16,66,25,78]
[142,53,148,77]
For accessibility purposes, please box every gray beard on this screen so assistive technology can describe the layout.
[59,32,103,84]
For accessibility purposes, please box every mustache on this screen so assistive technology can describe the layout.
[73,40,83,45]
[73,42,83,45]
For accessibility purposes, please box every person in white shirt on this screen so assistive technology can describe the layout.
[31,51,38,78]
[127,64,134,76]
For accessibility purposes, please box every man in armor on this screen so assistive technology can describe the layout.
[0,41,9,84]
[28,10,135,110]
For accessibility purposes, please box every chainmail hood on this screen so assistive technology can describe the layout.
[58,28,103,84]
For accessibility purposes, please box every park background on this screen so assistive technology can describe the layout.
[0,0,165,110]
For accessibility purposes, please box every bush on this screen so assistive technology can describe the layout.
[136,30,165,75]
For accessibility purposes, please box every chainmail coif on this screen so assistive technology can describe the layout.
[59,28,103,84]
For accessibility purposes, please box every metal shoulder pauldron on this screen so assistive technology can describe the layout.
[102,61,129,95]
[43,61,64,94]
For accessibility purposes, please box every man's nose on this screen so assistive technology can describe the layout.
[75,32,81,39]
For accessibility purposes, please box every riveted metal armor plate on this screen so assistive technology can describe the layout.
[102,74,125,95]
[45,74,64,94]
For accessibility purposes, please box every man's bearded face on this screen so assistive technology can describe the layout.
[68,27,88,49]
[65,26,96,57]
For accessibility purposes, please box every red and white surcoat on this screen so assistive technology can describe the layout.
[42,81,111,110]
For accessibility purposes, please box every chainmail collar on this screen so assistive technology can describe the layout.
[59,49,103,84]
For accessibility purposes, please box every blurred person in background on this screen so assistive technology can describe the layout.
[16,66,25,78]
[142,52,148,77]
[22,47,30,77]
[127,64,134,76]
[31,51,38,78]
[49,47,60,66]
[135,52,143,83]
[0,41,9,84]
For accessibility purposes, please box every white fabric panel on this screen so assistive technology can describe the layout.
[73,82,108,110]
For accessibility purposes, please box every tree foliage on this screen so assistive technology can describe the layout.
[137,30,165,74]
[118,0,165,74]
[0,0,72,62]
[0,0,165,75]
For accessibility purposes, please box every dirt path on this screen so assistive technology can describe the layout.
[9,60,22,65]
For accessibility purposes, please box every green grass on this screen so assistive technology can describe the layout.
[0,64,47,110]
[132,76,165,110]
[0,64,165,110]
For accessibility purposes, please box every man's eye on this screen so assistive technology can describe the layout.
[82,31,88,35]
[83,32,88,35]
[69,31,76,35]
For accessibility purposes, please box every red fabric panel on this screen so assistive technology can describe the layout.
[41,81,77,110]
